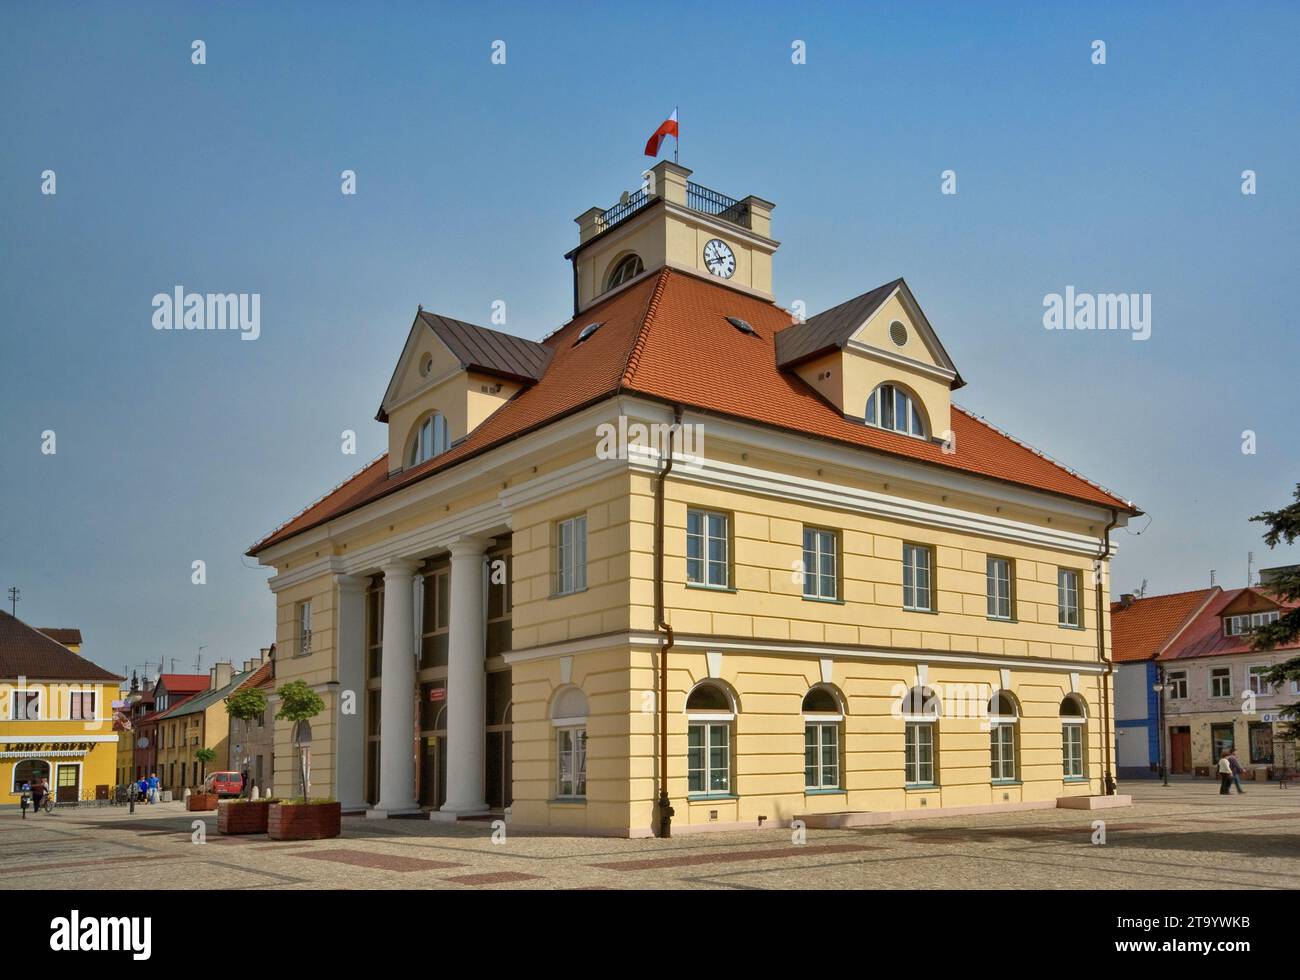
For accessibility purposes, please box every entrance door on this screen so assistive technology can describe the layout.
[1169,727,1192,774]
[55,764,80,803]
[419,736,447,809]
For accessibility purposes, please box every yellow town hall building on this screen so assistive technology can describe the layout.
[249,160,1139,836]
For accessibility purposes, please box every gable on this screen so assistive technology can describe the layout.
[377,317,465,424]
[850,289,952,379]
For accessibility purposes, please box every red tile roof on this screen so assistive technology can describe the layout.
[1110,588,1218,663]
[157,673,209,694]
[250,269,1138,555]
[1159,587,1300,662]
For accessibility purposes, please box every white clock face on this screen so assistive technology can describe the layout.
[703,239,736,279]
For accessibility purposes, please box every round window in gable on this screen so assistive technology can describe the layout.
[889,320,909,347]
[418,352,434,377]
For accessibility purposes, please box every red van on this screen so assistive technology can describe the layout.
[202,771,244,798]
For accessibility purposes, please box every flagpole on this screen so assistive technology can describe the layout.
[674,105,679,164]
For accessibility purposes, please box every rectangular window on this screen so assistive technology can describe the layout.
[1248,722,1274,765]
[68,690,96,721]
[11,690,41,720]
[1167,670,1188,700]
[1247,665,1273,695]
[986,557,1013,620]
[555,515,588,596]
[804,723,839,789]
[556,727,587,798]
[296,600,312,656]
[990,725,1016,781]
[1210,667,1232,698]
[904,721,935,785]
[1057,568,1080,627]
[687,722,731,795]
[1062,723,1084,779]
[1225,611,1280,636]
[902,544,933,612]
[802,528,838,600]
[1211,722,1235,758]
[686,509,730,589]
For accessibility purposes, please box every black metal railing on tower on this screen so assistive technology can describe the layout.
[598,180,751,235]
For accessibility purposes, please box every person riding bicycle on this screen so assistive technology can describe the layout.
[30,777,49,814]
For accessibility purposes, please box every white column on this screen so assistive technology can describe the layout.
[373,557,420,816]
[439,537,489,817]
[334,573,369,812]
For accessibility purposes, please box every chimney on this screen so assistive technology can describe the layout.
[1118,593,1136,609]
[212,661,234,691]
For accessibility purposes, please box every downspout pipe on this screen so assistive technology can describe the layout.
[1096,508,1119,795]
[654,405,683,838]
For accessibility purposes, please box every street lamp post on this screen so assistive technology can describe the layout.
[1152,669,1169,787]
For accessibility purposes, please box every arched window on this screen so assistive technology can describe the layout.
[900,686,938,786]
[989,691,1020,783]
[686,681,734,797]
[606,253,644,290]
[865,383,927,438]
[1060,694,1087,780]
[802,685,844,790]
[551,686,589,799]
[409,412,450,466]
[11,759,49,793]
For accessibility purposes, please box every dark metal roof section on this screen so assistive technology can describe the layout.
[774,278,902,368]
[418,311,553,384]
[0,611,122,682]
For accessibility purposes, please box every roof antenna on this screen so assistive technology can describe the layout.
[1210,569,1216,587]
[195,645,207,672]
[1247,551,1254,587]
[6,586,18,617]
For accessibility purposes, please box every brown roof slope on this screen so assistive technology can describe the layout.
[250,269,1136,555]
[37,627,83,646]
[0,611,122,682]
[1111,588,1218,663]
[774,278,901,367]
[418,311,553,383]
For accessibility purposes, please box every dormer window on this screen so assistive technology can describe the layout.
[409,412,450,466]
[1224,610,1279,637]
[606,253,644,290]
[865,383,926,439]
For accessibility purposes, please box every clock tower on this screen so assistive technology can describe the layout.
[565,160,777,315]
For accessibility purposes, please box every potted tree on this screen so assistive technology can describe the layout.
[187,747,219,811]
[267,680,340,841]
[219,685,276,834]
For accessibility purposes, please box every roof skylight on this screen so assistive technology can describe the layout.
[726,316,757,336]
[574,322,603,346]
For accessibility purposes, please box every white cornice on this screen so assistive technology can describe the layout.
[504,629,1105,675]
[846,339,957,385]
[662,201,780,252]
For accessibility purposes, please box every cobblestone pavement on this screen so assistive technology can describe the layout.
[2,780,1296,889]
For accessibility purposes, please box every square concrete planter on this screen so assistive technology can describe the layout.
[268,801,341,841]
[187,792,218,812]
[218,799,273,835]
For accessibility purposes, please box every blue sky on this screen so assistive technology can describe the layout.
[1,1,1297,678]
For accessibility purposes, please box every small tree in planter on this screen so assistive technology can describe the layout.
[188,747,219,811]
[218,685,273,834]
[268,680,340,840]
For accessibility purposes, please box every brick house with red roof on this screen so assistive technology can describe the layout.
[248,161,1140,835]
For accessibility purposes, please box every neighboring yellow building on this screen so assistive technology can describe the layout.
[0,612,122,805]
[249,160,1140,836]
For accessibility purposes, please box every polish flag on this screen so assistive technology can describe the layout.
[644,109,679,157]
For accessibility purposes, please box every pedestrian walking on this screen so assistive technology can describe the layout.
[30,776,48,814]
[1228,750,1246,794]
[1217,750,1233,795]
[137,776,149,804]
[148,772,160,803]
